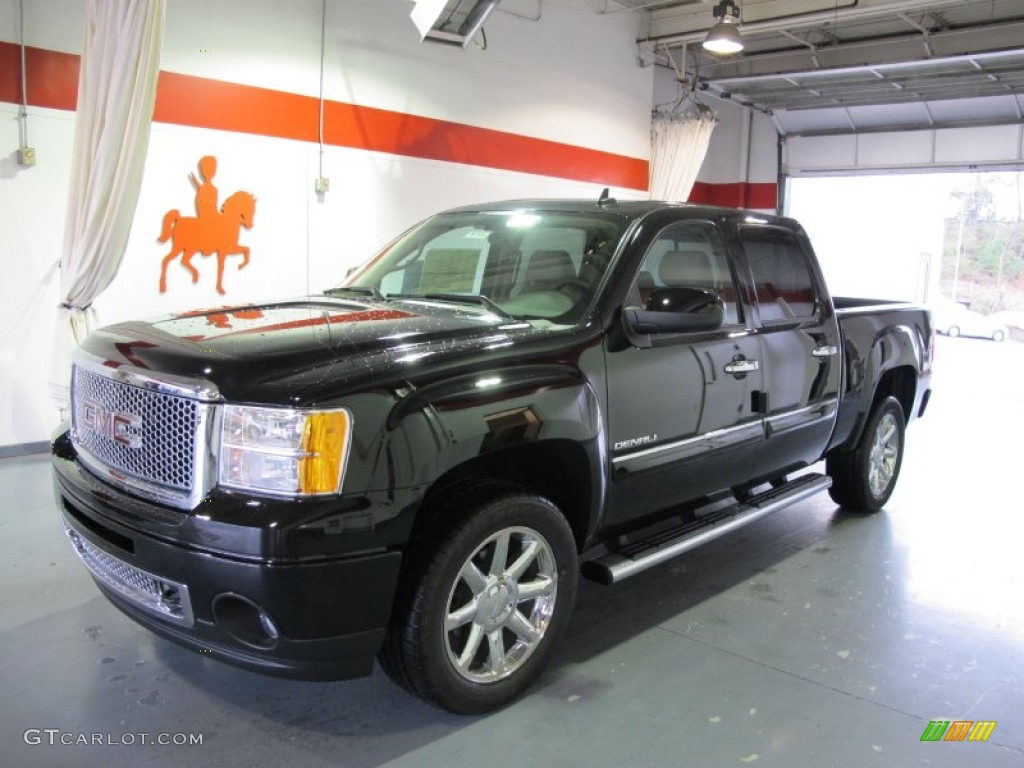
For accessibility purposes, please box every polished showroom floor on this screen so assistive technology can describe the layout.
[2,336,1022,767]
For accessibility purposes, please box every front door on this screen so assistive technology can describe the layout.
[605,219,765,526]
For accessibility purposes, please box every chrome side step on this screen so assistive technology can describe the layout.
[581,474,832,585]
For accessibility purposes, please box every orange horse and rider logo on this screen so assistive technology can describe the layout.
[158,156,256,295]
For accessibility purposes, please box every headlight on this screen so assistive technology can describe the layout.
[219,405,352,496]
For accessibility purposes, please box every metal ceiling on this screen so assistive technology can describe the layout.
[631,0,1024,134]
[710,50,1024,110]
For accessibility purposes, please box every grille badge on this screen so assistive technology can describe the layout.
[70,358,215,509]
[82,399,144,449]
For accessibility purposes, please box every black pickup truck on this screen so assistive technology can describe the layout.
[53,198,932,713]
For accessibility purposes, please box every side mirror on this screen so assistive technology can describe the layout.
[624,287,725,335]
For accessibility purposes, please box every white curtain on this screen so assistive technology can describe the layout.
[50,0,166,416]
[649,109,717,202]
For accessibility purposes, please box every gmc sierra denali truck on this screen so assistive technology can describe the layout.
[53,198,932,713]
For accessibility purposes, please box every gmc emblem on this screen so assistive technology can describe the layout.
[81,400,144,449]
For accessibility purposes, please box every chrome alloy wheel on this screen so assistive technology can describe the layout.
[444,526,558,684]
[868,412,900,497]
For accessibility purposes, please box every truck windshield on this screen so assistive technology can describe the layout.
[341,210,627,325]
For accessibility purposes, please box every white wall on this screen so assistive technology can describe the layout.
[654,65,780,211]
[0,104,72,447]
[0,0,654,447]
[695,98,778,189]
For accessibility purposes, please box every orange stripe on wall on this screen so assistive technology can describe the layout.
[320,100,648,188]
[0,42,17,103]
[153,71,321,143]
[0,41,649,190]
[0,43,79,109]
[689,181,778,211]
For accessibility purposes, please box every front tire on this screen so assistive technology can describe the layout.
[992,329,1005,342]
[947,325,960,338]
[379,485,579,714]
[827,396,905,512]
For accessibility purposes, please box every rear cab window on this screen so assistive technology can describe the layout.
[738,227,821,324]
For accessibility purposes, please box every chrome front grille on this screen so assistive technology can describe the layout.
[65,524,194,626]
[72,366,198,491]
[69,355,220,510]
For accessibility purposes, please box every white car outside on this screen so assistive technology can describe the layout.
[933,302,1009,342]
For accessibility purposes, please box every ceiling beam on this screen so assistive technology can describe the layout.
[896,11,934,57]
[644,0,982,45]
[697,22,1024,82]
[710,84,1024,112]
[708,48,1024,90]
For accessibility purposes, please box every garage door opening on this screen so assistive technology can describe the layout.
[784,171,1024,338]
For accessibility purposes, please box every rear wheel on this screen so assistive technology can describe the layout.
[827,396,905,512]
[992,329,1005,342]
[947,325,960,338]
[379,485,578,714]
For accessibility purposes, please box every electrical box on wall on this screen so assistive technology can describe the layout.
[315,177,330,194]
[18,146,36,166]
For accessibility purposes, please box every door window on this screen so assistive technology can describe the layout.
[740,228,820,323]
[628,221,742,326]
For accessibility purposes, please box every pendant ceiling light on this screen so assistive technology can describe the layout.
[703,0,744,56]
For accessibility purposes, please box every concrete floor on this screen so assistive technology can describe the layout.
[2,335,1023,767]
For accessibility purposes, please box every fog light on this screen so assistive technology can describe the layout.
[212,594,280,650]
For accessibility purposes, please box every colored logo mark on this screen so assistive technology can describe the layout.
[158,156,257,296]
[920,720,997,742]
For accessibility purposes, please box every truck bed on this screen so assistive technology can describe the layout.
[833,296,921,314]
[828,298,933,454]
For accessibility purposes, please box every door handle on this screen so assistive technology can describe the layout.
[812,345,838,358]
[724,359,760,374]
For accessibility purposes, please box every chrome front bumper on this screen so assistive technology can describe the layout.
[64,524,195,627]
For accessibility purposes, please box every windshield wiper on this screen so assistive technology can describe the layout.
[390,292,513,320]
[323,286,384,300]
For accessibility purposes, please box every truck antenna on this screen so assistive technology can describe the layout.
[598,187,617,207]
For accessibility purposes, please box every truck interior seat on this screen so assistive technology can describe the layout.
[524,249,575,291]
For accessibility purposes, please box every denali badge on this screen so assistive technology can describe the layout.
[614,434,658,451]
[81,400,144,449]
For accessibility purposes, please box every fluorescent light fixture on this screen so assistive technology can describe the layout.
[703,0,744,56]
[410,0,448,40]
[411,0,500,49]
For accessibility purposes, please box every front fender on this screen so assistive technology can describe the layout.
[411,364,602,475]
[365,363,606,545]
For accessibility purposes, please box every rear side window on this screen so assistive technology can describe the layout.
[740,228,819,323]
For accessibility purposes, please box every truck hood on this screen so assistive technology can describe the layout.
[78,297,540,404]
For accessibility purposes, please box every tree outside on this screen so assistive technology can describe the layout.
[941,173,1024,315]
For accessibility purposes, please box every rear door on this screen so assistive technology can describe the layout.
[735,224,841,477]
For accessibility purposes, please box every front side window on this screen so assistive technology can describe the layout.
[627,220,742,326]
[344,211,626,325]
[739,227,819,323]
